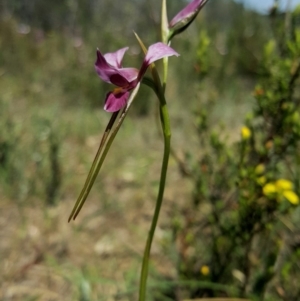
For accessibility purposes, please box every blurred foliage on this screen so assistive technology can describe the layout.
[0,0,271,206]
[169,4,300,301]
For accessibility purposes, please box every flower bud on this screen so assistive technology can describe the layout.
[168,0,210,41]
[241,126,251,140]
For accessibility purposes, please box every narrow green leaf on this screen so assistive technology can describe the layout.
[69,83,141,221]
[134,32,148,55]
[68,111,119,222]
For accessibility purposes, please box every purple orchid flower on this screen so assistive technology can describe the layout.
[95,42,179,112]
[169,0,210,40]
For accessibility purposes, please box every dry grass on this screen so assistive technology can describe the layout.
[0,112,194,300]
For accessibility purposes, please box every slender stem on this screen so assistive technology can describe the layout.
[138,100,171,301]
[138,3,172,298]
[162,56,169,93]
[161,0,170,92]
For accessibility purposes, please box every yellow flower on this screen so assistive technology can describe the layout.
[200,265,210,276]
[255,164,265,175]
[263,178,299,205]
[282,190,299,205]
[275,179,293,191]
[241,126,251,140]
[263,182,277,196]
[257,176,266,186]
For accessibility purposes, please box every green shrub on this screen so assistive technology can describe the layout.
[169,6,300,301]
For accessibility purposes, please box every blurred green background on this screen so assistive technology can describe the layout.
[1,0,300,300]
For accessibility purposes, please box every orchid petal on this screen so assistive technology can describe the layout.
[168,0,209,40]
[137,42,179,80]
[169,0,206,28]
[104,47,128,68]
[95,49,118,83]
[95,49,139,86]
[97,42,179,112]
[109,74,130,87]
[144,42,179,65]
[104,90,130,112]
[114,67,139,84]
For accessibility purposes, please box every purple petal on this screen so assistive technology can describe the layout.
[95,49,139,86]
[104,90,130,112]
[144,42,179,65]
[137,43,179,80]
[109,74,130,87]
[95,49,118,84]
[103,47,128,68]
[115,67,139,84]
[169,0,206,28]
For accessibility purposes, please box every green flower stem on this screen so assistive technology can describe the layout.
[161,0,169,44]
[139,55,171,301]
[138,96,171,301]
[162,56,169,92]
[136,22,171,301]
[161,0,169,92]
